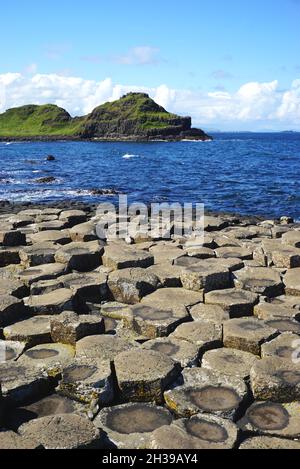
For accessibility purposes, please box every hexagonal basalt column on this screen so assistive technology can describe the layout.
[250,357,300,402]
[114,349,180,404]
[205,288,259,318]
[223,318,278,355]
[94,403,173,449]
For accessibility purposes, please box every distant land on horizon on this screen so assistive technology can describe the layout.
[0,92,211,142]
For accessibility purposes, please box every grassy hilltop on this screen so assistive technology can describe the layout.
[0,92,211,141]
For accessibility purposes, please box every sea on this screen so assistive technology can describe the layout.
[0,132,299,221]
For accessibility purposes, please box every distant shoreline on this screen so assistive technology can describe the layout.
[0,136,212,143]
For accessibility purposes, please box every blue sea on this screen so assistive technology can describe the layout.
[0,132,299,220]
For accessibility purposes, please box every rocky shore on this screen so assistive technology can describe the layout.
[1,206,300,449]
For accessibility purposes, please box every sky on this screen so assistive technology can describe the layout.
[0,0,299,131]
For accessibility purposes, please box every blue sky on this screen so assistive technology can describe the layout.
[0,0,299,130]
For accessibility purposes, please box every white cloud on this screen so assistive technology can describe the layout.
[115,46,162,65]
[0,72,299,130]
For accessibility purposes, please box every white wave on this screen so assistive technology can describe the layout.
[181,139,213,142]
[122,154,139,159]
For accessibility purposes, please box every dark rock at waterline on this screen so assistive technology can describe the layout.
[46,155,56,162]
[34,177,56,184]
[89,188,121,196]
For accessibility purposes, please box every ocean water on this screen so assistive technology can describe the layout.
[0,132,299,220]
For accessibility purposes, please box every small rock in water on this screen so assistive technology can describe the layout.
[46,155,56,161]
[35,177,56,184]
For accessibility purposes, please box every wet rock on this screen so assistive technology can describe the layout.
[202,347,259,380]
[150,414,238,449]
[239,435,300,449]
[114,348,180,404]
[142,337,199,367]
[50,311,104,346]
[0,295,25,327]
[0,340,26,361]
[180,259,231,293]
[282,230,300,248]
[94,403,173,449]
[57,357,113,411]
[215,246,253,260]
[19,414,103,449]
[19,242,59,267]
[0,230,26,247]
[124,304,188,339]
[223,318,278,355]
[24,288,76,315]
[103,244,154,270]
[55,241,103,272]
[261,332,300,360]
[0,362,52,405]
[165,368,248,420]
[146,263,182,288]
[108,268,159,304]
[233,267,284,297]
[60,271,108,302]
[76,334,137,363]
[238,401,300,439]
[141,288,203,315]
[284,268,300,296]
[17,343,75,378]
[35,177,56,184]
[3,316,52,348]
[190,303,230,324]
[30,229,71,245]
[170,321,222,356]
[205,288,259,318]
[0,431,42,449]
[17,263,67,286]
[250,356,300,402]
[0,247,21,267]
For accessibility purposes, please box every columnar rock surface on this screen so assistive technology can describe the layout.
[0,207,300,449]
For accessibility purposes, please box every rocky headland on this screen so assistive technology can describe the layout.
[0,93,211,142]
[1,206,300,449]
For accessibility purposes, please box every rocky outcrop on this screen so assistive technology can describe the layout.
[0,93,212,142]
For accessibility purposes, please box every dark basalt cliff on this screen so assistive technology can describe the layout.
[0,93,212,141]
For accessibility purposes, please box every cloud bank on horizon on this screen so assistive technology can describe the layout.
[0,72,299,131]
